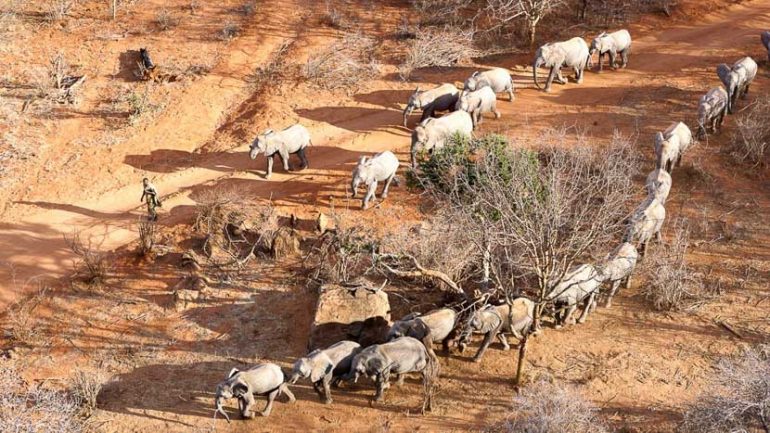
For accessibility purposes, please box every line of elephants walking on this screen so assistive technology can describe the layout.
[212,30,769,422]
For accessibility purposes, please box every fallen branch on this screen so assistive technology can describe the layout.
[378,253,465,298]
[715,319,743,339]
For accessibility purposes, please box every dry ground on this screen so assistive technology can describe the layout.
[1,0,769,432]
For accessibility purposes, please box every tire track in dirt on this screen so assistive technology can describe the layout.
[2,0,770,305]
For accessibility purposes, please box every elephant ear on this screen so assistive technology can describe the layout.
[227,368,240,379]
[367,356,387,375]
[310,359,334,383]
[358,155,369,166]
[232,380,249,398]
[716,64,731,86]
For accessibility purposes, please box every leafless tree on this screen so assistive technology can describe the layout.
[681,345,770,433]
[65,231,109,286]
[485,0,566,45]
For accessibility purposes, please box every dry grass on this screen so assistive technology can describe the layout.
[680,345,770,433]
[398,28,479,80]
[155,8,180,31]
[320,0,351,29]
[66,231,109,287]
[219,21,240,41]
[410,0,472,26]
[247,39,293,92]
[489,379,608,433]
[731,95,770,166]
[0,366,86,433]
[303,32,380,93]
[69,368,106,418]
[641,219,708,311]
[137,218,156,256]
[46,0,74,21]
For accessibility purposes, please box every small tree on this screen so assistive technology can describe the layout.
[486,0,566,46]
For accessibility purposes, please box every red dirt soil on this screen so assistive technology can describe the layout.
[1,0,769,432]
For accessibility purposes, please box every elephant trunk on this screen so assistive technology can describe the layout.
[288,373,300,384]
[403,104,413,127]
[533,58,543,89]
[214,395,231,423]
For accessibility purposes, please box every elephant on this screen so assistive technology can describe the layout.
[533,37,590,93]
[645,168,672,204]
[456,86,501,127]
[351,151,400,210]
[654,121,692,173]
[403,83,460,127]
[596,242,638,308]
[457,298,534,362]
[289,340,361,404]
[345,336,432,403]
[463,68,515,101]
[249,124,311,179]
[589,29,631,72]
[546,264,605,327]
[762,31,770,62]
[697,87,728,139]
[410,110,473,168]
[214,363,295,422]
[624,196,666,257]
[717,57,758,114]
[387,308,458,354]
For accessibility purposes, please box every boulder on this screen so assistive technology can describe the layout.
[271,227,300,258]
[308,283,391,350]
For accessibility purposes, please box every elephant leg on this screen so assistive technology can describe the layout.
[577,293,594,324]
[609,51,617,69]
[374,371,390,401]
[442,327,458,355]
[280,151,290,171]
[241,393,257,419]
[545,67,557,92]
[261,389,279,417]
[496,332,510,351]
[563,304,578,325]
[363,181,377,209]
[742,84,750,98]
[266,155,274,179]
[381,175,394,198]
[421,105,435,122]
[625,273,633,289]
[598,53,604,72]
[508,86,514,101]
[656,229,663,243]
[395,374,404,387]
[555,69,567,84]
[621,48,629,68]
[312,381,325,399]
[321,374,333,404]
[606,280,621,308]
[575,67,584,84]
[473,323,502,362]
[297,147,309,169]
[640,240,648,259]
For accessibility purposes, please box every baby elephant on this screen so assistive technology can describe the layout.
[289,340,361,404]
[547,264,605,327]
[464,68,514,101]
[456,87,500,127]
[387,308,458,354]
[458,298,534,363]
[654,121,692,173]
[351,151,400,210]
[624,196,666,257]
[589,29,632,71]
[403,83,460,127]
[214,363,295,423]
[697,87,728,139]
[597,242,638,308]
[645,168,672,204]
[249,124,311,179]
[346,336,431,403]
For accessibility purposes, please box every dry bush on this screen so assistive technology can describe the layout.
[34,52,85,105]
[238,0,256,16]
[248,39,293,92]
[69,368,105,418]
[123,85,162,126]
[0,366,86,433]
[156,8,179,31]
[394,15,417,40]
[489,379,607,433]
[66,231,109,286]
[137,218,156,256]
[680,346,770,433]
[7,288,46,344]
[411,0,473,26]
[731,95,770,166]
[219,21,240,41]
[304,213,376,285]
[320,0,350,29]
[398,28,479,80]
[485,0,566,45]
[641,219,708,311]
[46,0,75,21]
[303,32,380,93]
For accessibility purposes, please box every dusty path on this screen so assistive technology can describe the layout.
[2,0,769,305]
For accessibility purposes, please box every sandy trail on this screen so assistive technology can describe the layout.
[2,0,769,305]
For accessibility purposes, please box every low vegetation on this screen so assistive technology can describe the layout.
[731,95,770,166]
[398,28,479,80]
[66,231,109,287]
[155,8,180,31]
[69,368,106,418]
[304,32,380,92]
[680,345,770,433]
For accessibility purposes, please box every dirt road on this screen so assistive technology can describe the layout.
[2,0,769,306]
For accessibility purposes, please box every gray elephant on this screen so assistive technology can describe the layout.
[410,111,473,168]
[403,83,460,127]
[596,242,638,308]
[717,57,758,114]
[456,86,500,127]
[589,29,631,72]
[289,340,361,404]
[533,37,590,92]
[624,196,666,257]
[345,336,431,402]
[458,298,534,362]
[463,68,515,101]
[249,124,311,179]
[214,363,295,422]
[654,121,692,173]
[762,31,770,62]
[547,264,605,327]
[645,168,672,204]
[351,151,400,210]
[387,308,458,354]
[697,87,728,138]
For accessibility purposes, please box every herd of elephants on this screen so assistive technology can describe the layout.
[210,29,770,422]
